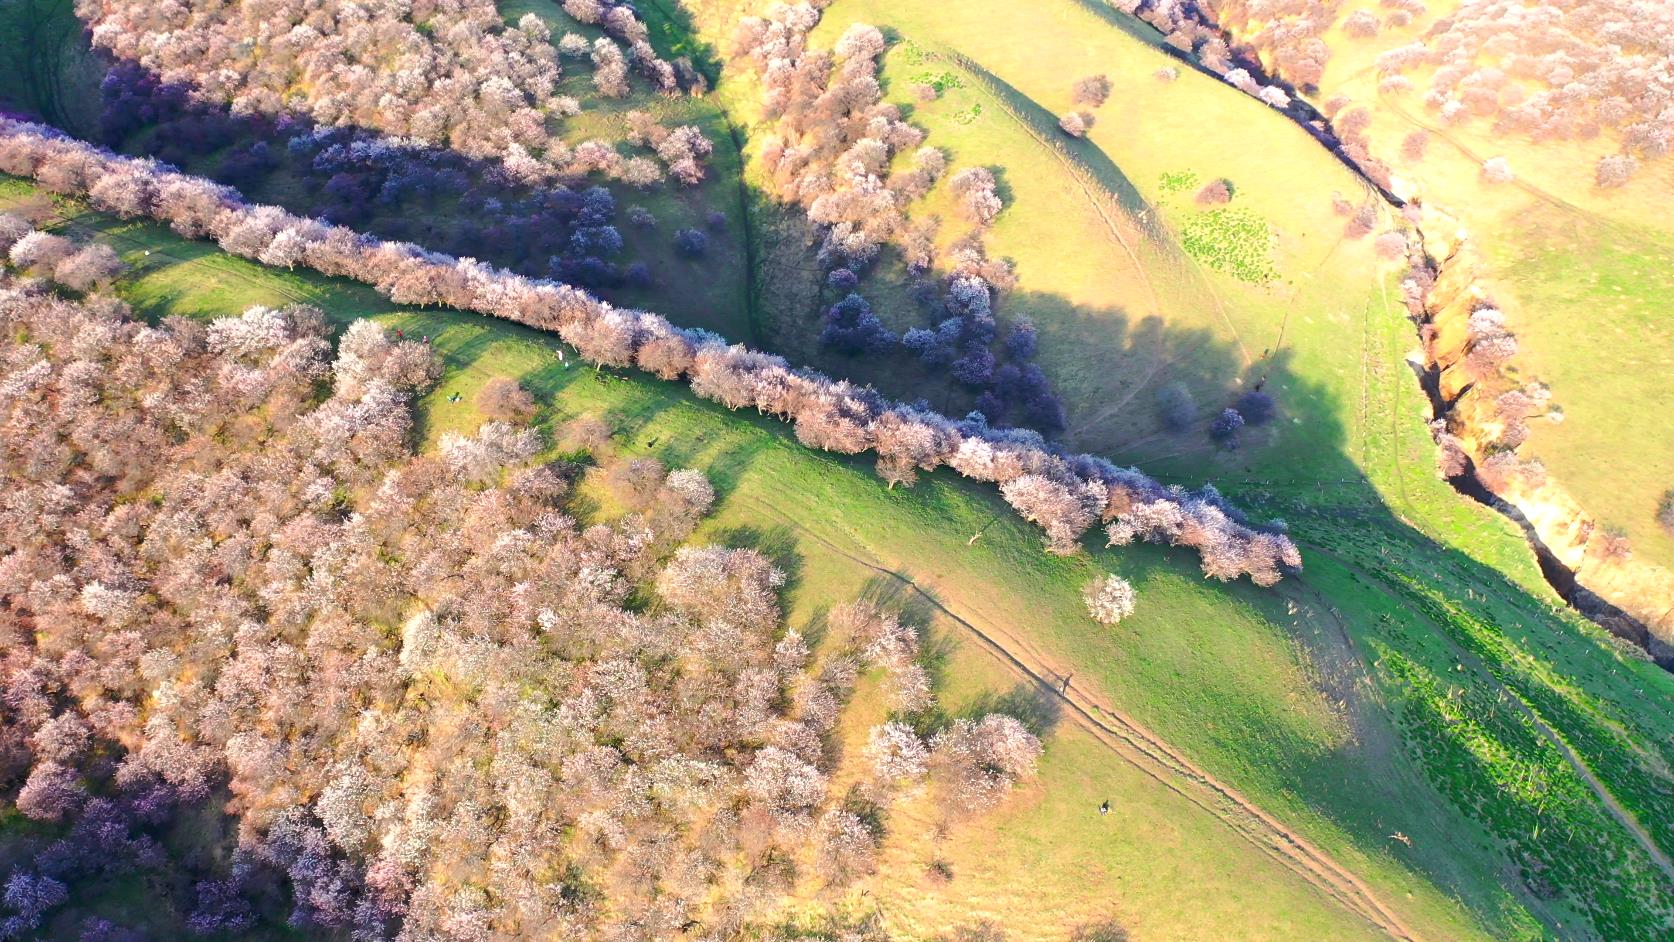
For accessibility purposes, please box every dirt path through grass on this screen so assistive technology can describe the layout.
[745,496,1425,941]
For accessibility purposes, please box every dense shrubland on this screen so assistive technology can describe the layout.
[76,0,708,184]
[0,253,1041,936]
[94,60,651,291]
[79,25,719,294]
[0,117,1301,584]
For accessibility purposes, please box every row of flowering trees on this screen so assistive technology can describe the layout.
[0,116,1300,584]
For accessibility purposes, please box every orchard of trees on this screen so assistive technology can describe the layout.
[0,242,1041,936]
[1371,0,1674,180]
[84,38,708,292]
[0,116,1300,584]
[731,8,1067,432]
[78,0,707,184]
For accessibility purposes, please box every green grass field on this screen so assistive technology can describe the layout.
[10,171,1674,937]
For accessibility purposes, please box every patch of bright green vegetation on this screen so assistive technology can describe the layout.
[910,69,965,94]
[1158,169,1201,194]
[1180,207,1279,284]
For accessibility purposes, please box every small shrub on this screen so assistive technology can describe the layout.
[673,228,708,257]
[1480,157,1514,184]
[1155,382,1198,431]
[1084,574,1137,625]
[1658,490,1674,538]
[1195,179,1232,205]
[1234,390,1276,425]
[1596,154,1638,189]
[476,376,537,421]
[1073,74,1112,107]
[1401,130,1429,162]
[1209,407,1245,445]
[1058,111,1095,138]
[1070,921,1130,942]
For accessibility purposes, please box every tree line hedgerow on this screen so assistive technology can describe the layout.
[0,116,1301,585]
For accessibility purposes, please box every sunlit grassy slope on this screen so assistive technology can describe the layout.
[12,162,1674,937]
[1307,3,1674,573]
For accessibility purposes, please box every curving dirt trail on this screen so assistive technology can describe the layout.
[745,496,1425,941]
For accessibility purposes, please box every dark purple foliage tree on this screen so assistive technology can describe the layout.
[1210,408,1245,445]
[951,347,996,386]
[674,228,708,257]
[1234,390,1276,425]
[820,293,897,355]
[1005,320,1038,360]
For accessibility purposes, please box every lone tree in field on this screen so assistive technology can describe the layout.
[1073,74,1112,108]
[1209,407,1245,446]
[1156,382,1198,432]
[1480,157,1514,184]
[476,376,538,421]
[1195,180,1232,205]
[1596,154,1638,189]
[1235,390,1276,425]
[674,228,709,257]
[1084,574,1137,625]
[1059,112,1096,138]
[1401,131,1429,162]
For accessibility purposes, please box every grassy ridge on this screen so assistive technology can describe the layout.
[657,0,1674,936]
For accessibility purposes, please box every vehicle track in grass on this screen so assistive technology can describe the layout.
[743,496,1425,941]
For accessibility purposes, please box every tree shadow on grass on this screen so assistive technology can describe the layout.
[713,523,807,605]
[960,679,1065,738]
